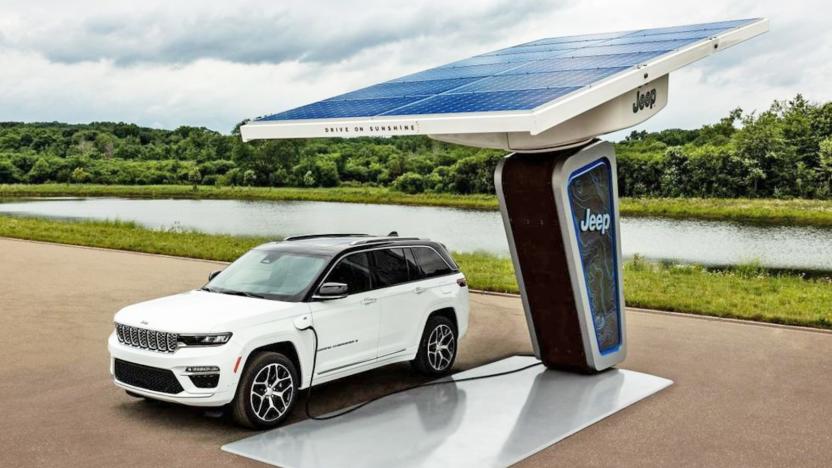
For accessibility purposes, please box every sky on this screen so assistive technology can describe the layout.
[0,0,829,136]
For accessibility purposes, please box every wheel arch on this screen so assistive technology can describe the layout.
[427,306,458,333]
[245,341,303,385]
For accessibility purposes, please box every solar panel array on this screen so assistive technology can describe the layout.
[258,19,756,122]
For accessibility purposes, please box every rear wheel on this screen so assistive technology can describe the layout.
[231,352,299,429]
[412,315,457,376]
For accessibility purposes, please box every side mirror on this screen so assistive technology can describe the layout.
[314,282,348,300]
[208,270,222,281]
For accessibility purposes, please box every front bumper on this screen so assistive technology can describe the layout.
[107,332,241,407]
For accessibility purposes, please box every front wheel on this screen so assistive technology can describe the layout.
[412,315,458,376]
[231,352,299,429]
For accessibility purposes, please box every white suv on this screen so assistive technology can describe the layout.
[108,234,469,429]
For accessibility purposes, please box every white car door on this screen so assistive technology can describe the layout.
[402,246,458,344]
[309,252,380,376]
[371,248,421,359]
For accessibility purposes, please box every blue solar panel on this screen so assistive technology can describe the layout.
[256,19,759,122]
[511,52,666,73]
[265,96,425,121]
[327,78,478,101]
[380,88,580,115]
[455,68,628,93]
[390,63,520,82]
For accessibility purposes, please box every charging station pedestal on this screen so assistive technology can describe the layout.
[496,140,625,372]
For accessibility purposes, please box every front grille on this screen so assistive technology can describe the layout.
[114,359,184,394]
[116,323,178,353]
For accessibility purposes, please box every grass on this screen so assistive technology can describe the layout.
[619,197,832,228]
[623,257,832,329]
[1,215,830,330]
[3,184,832,227]
[0,215,265,262]
[0,184,498,210]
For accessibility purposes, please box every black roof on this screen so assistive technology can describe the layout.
[253,234,450,258]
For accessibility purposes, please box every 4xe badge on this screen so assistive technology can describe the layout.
[632,88,657,113]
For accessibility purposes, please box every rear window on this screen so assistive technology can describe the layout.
[371,248,410,288]
[412,247,453,278]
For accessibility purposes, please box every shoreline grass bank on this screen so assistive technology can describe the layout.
[1,215,829,330]
[3,184,832,228]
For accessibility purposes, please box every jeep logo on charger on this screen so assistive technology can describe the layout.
[579,208,611,235]
[632,88,657,113]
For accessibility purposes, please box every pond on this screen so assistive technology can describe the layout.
[1,197,831,271]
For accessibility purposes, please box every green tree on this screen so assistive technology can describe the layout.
[27,158,53,183]
[242,169,257,186]
[0,160,20,183]
[70,167,91,183]
[393,172,426,194]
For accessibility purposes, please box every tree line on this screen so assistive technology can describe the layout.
[1,95,830,198]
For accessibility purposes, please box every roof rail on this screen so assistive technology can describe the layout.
[284,233,369,241]
[350,237,420,246]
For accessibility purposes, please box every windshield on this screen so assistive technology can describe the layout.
[205,249,329,302]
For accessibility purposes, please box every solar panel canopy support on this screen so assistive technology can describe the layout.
[240,18,768,373]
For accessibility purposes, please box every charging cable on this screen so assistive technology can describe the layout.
[303,326,542,421]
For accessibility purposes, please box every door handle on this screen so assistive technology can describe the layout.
[414,287,426,295]
[362,297,377,305]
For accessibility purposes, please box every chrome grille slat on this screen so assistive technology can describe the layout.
[115,323,178,353]
[147,331,157,350]
[167,334,178,352]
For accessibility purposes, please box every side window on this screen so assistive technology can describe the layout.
[404,248,422,280]
[370,248,409,288]
[413,247,453,278]
[325,252,371,294]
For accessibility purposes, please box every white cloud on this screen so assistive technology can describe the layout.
[0,0,829,134]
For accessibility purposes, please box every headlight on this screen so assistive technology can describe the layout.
[178,333,232,347]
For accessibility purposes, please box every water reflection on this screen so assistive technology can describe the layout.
[1,197,830,270]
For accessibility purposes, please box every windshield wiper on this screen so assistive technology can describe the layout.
[199,286,265,299]
[218,290,267,299]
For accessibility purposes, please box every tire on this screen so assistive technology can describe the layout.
[412,315,458,376]
[231,352,299,430]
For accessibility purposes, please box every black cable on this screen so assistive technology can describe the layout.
[303,326,542,421]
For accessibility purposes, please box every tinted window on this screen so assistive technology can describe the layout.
[404,248,422,280]
[413,247,453,278]
[326,252,371,294]
[371,248,409,288]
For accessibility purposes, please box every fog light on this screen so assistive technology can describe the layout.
[189,374,220,388]
[186,366,220,373]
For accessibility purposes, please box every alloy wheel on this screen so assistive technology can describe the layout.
[427,324,455,371]
[249,363,294,422]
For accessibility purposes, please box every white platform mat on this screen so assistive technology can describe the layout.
[222,356,672,467]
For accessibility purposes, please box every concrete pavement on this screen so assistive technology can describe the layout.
[0,238,830,467]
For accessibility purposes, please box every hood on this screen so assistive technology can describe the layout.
[114,290,307,333]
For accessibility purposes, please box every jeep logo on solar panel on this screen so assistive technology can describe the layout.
[632,89,657,113]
